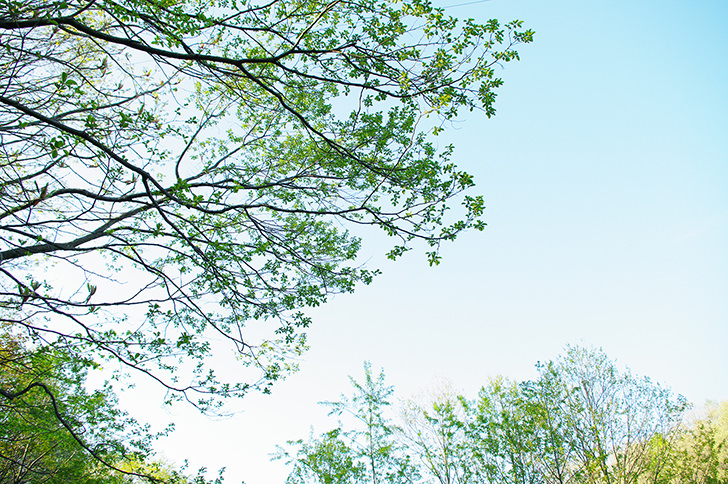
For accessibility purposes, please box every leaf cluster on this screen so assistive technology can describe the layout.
[0,332,188,483]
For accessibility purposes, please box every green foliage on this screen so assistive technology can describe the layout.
[0,333,145,482]
[278,347,723,484]
[0,0,533,410]
[0,333,222,483]
[466,377,542,484]
[279,429,366,484]
[656,401,728,484]
[276,363,417,484]
[401,382,473,484]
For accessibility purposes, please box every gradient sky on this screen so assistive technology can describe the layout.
[125,1,728,482]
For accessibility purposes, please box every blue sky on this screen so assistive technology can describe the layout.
[142,1,727,482]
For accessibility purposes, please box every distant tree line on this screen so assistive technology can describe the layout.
[276,347,728,484]
[3,338,725,483]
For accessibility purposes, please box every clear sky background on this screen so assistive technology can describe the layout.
[129,1,728,482]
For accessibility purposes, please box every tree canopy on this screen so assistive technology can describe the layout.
[0,0,533,411]
[278,347,723,484]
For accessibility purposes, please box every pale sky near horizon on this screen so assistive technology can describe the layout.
[119,1,727,482]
